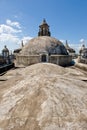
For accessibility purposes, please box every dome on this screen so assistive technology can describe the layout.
[16,19,72,66]
[20,36,68,55]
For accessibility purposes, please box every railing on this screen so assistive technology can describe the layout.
[0,63,14,74]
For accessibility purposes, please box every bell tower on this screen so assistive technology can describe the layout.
[38,19,51,36]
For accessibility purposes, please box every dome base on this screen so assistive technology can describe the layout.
[16,54,72,67]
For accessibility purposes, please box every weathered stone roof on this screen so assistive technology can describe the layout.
[20,36,68,55]
[0,63,87,129]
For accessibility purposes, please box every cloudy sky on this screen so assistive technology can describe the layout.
[0,0,87,53]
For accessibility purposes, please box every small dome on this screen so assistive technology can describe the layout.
[20,36,68,55]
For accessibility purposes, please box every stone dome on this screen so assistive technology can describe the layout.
[20,36,68,55]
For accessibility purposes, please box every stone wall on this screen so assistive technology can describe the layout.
[50,55,72,66]
[16,55,40,66]
[16,54,72,66]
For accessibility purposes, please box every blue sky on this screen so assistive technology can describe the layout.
[0,0,87,53]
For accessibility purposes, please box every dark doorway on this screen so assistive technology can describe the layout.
[41,55,47,62]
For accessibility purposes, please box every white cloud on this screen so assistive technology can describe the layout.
[0,33,21,53]
[22,36,33,44]
[80,39,85,43]
[0,19,22,41]
[6,19,21,29]
[0,19,23,52]
[0,19,33,52]
[0,33,20,43]
[0,24,22,34]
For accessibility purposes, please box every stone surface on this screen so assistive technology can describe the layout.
[20,36,68,55]
[0,63,87,130]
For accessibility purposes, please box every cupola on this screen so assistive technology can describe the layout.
[38,19,51,36]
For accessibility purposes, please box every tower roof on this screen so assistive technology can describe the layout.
[38,19,51,36]
[40,19,49,27]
